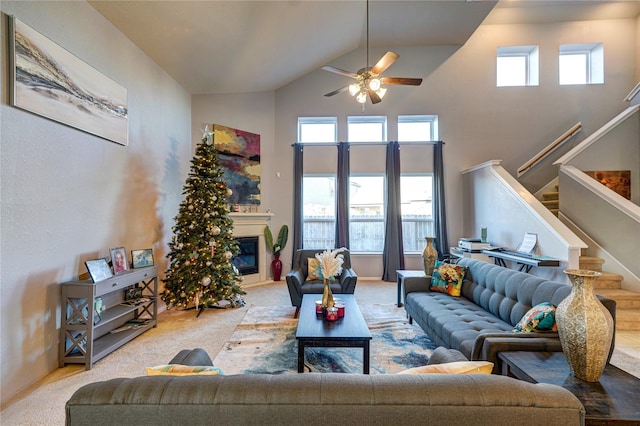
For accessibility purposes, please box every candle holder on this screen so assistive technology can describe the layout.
[325,307,338,321]
[335,303,345,318]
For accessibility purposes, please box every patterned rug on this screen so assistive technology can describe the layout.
[213,304,436,374]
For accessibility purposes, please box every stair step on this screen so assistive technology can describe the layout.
[594,271,623,289]
[615,308,640,331]
[542,200,559,209]
[549,208,559,216]
[597,289,640,309]
[579,256,605,271]
[543,192,559,201]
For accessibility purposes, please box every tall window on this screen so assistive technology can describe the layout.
[349,175,384,252]
[559,43,603,85]
[400,175,433,253]
[347,116,386,142]
[298,117,337,142]
[398,115,438,141]
[298,115,434,253]
[497,45,539,87]
[302,175,336,248]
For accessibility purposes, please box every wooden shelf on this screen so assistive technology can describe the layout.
[59,266,158,369]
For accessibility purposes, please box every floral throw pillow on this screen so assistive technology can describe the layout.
[430,261,467,297]
[513,302,558,333]
[145,364,223,376]
[306,258,322,281]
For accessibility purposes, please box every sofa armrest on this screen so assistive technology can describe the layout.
[168,348,214,366]
[470,332,563,372]
[339,268,357,293]
[403,275,432,298]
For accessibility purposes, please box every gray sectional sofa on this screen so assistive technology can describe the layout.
[403,258,616,371]
[65,348,585,425]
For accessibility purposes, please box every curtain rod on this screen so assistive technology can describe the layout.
[291,140,444,147]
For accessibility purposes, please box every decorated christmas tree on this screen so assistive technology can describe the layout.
[161,126,245,313]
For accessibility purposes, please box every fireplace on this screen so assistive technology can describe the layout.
[228,212,273,286]
[232,236,259,275]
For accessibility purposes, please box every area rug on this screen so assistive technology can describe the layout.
[213,304,436,374]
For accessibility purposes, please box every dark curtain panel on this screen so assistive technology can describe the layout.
[382,141,405,281]
[292,143,304,263]
[335,142,350,248]
[433,141,449,259]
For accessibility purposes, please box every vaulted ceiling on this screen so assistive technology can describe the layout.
[89,1,640,95]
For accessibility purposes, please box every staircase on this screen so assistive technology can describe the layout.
[579,255,640,331]
[541,185,559,216]
[540,185,640,331]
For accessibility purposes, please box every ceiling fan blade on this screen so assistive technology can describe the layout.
[380,77,423,86]
[324,86,349,97]
[368,89,382,104]
[322,65,359,79]
[371,51,399,75]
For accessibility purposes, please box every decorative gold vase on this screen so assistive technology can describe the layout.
[556,269,613,382]
[422,237,438,276]
[322,278,334,308]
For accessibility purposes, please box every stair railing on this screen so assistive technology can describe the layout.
[517,122,582,177]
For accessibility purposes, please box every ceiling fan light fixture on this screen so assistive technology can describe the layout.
[322,0,422,108]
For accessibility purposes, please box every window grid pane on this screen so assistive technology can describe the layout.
[497,56,527,87]
[401,175,433,252]
[350,176,384,252]
[303,176,336,248]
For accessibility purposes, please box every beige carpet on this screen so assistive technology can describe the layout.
[2,280,638,425]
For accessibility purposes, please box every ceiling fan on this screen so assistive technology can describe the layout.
[323,0,422,105]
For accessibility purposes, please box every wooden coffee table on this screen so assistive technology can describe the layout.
[296,294,372,374]
[498,351,640,425]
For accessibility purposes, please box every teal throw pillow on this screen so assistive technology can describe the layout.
[513,302,558,333]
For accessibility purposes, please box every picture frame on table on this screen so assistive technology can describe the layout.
[131,248,154,269]
[110,246,129,273]
[85,258,113,283]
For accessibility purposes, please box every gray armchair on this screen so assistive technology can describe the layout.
[286,249,358,311]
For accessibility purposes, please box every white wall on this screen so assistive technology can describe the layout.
[268,18,637,276]
[0,1,192,405]
[191,17,637,278]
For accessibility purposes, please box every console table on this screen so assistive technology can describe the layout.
[59,266,158,369]
[498,351,640,425]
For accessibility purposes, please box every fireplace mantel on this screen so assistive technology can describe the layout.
[229,212,274,286]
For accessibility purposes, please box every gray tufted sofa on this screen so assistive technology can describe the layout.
[65,348,585,425]
[403,258,616,372]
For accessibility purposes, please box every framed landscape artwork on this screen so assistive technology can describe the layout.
[9,17,128,145]
[131,249,154,269]
[213,124,261,205]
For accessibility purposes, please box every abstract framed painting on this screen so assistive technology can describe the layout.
[9,17,128,145]
[213,124,261,205]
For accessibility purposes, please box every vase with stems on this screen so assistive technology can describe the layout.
[556,269,613,382]
[322,278,334,310]
[264,225,288,281]
[422,237,438,276]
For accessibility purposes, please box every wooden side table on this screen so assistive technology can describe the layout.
[395,270,427,307]
[498,351,640,425]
